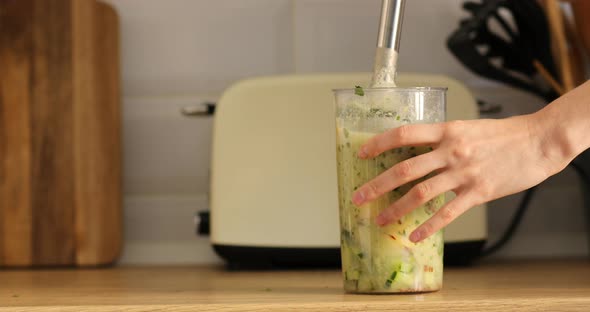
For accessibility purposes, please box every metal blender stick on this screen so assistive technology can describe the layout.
[371,0,406,87]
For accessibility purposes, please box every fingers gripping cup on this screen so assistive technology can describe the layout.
[335,87,446,294]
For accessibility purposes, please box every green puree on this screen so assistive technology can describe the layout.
[336,128,444,293]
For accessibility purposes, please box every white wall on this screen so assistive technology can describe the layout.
[102,0,588,264]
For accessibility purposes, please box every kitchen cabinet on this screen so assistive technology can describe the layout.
[1,260,589,311]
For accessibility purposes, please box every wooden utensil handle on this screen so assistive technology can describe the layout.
[544,0,575,91]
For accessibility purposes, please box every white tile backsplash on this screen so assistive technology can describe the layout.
[293,0,482,83]
[110,0,588,264]
[293,0,381,72]
[120,194,219,264]
[123,96,216,196]
[104,0,293,97]
[397,0,474,80]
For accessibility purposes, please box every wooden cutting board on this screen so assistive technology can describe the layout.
[0,0,121,267]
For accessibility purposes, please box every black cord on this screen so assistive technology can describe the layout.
[479,186,537,258]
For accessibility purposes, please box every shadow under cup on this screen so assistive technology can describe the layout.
[334,87,447,294]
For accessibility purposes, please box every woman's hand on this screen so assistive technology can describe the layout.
[351,112,570,243]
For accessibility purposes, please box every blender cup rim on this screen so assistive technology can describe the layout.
[333,86,448,93]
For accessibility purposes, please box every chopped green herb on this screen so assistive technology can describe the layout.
[396,115,400,120]
[379,162,387,170]
[264,288,272,292]
[384,271,398,287]
[357,252,364,259]
[354,85,364,96]
[346,142,351,147]
[415,220,420,225]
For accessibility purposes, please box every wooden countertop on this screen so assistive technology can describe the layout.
[1,260,589,311]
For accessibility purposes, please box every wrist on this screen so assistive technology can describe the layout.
[526,108,570,179]
[532,93,590,174]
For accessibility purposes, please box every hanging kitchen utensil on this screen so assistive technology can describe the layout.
[447,0,559,101]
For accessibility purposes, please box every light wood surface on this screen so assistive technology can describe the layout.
[0,0,121,267]
[0,260,589,311]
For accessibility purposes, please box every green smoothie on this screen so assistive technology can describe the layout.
[336,127,444,293]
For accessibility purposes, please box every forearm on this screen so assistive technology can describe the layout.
[535,80,590,172]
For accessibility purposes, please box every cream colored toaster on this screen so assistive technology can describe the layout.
[210,73,487,268]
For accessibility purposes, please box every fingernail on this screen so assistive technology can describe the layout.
[410,230,422,243]
[352,191,365,206]
[358,146,368,159]
[375,214,387,226]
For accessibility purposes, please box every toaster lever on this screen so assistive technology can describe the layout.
[194,210,210,236]
[181,102,216,116]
